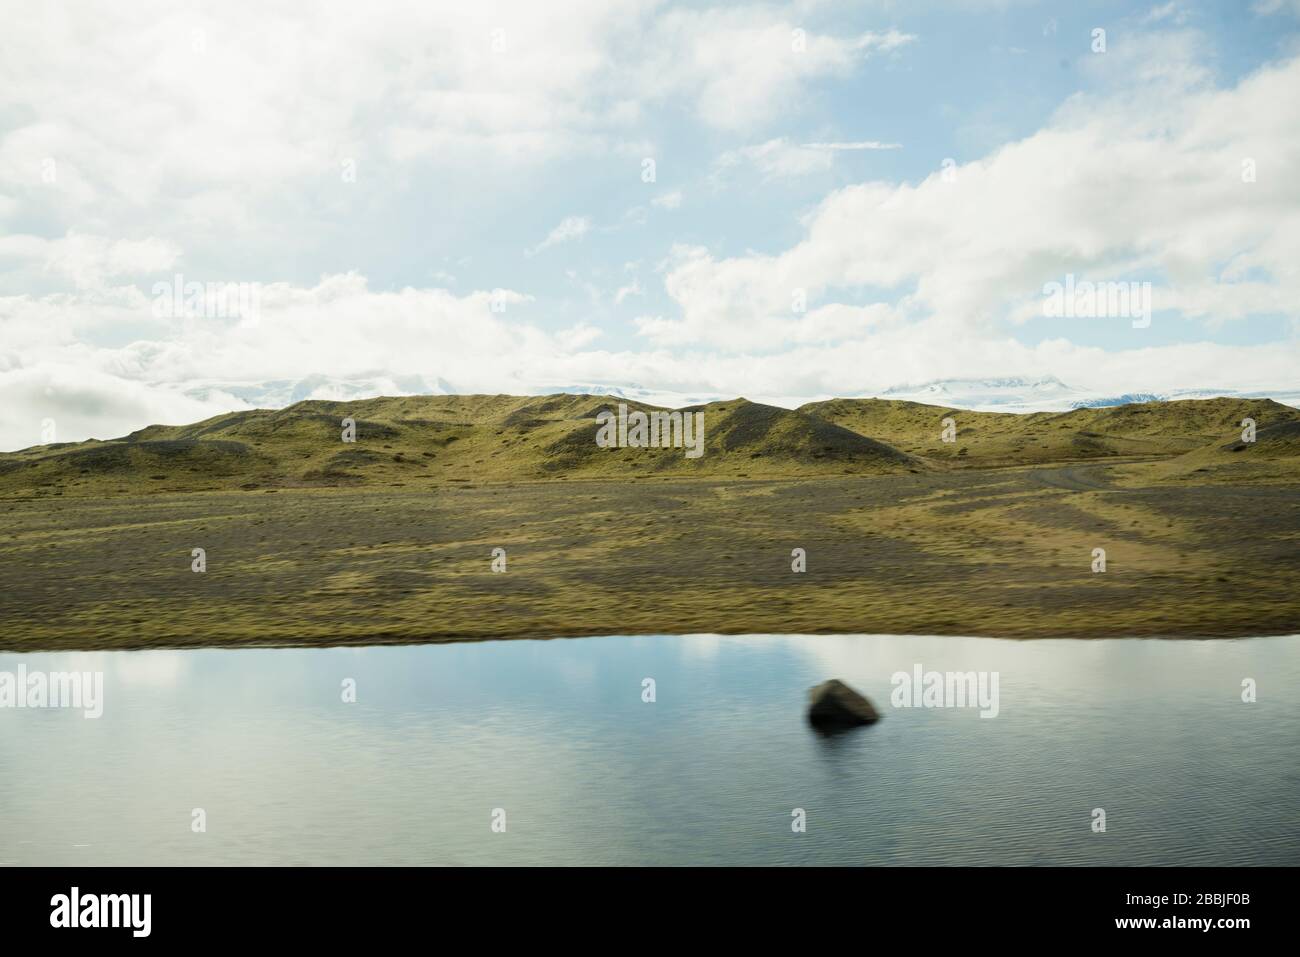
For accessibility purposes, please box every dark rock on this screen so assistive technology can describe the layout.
[807,679,880,729]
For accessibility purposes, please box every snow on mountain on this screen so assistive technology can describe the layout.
[879,376,1077,410]
[867,378,1300,413]
[182,375,1300,417]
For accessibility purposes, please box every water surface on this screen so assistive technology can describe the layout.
[2,634,1297,865]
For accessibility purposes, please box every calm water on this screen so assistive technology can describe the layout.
[1,634,1297,866]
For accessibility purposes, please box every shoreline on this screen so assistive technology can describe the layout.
[4,627,1300,656]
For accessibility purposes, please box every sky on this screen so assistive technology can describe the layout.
[1,0,1298,450]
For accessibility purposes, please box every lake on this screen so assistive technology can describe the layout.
[2,633,1297,866]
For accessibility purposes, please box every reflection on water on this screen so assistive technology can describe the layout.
[1,634,1297,866]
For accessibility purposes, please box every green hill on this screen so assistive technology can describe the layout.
[0,393,923,498]
[1138,415,1300,484]
[800,395,1300,467]
[3,393,1296,499]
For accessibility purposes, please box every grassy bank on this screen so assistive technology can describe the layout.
[3,461,1296,650]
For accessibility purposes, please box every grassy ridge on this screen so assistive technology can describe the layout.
[0,394,924,497]
[3,393,1297,498]
[800,395,1300,468]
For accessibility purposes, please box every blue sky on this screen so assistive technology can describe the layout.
[1,0,1298,449]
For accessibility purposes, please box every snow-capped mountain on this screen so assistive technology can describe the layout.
[180,374,1300,418]
[880,376,1078,410]
[870,377,1300,412]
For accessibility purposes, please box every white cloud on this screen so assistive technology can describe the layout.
[1142,2,1182,25]
[1252,0,1300,16]
[636,17,915,131]
[0,233,181,293]
[615,278,644,303]
[852,29,916,54]
[713,137,903,184]
[651,190,683,210]
[668,39,1300,354]
[800,141,902,151]
[0,0,905,252]
[714,137,835,181]
[0,363,243,452]
[526,216,592,256]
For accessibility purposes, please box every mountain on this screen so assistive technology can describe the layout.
[0,394,924,497]
[879,375,1078,409]
[865,377,1300,414]
[169,374,1300,427]
[800,394,1300,467]
[3,392,1297,498]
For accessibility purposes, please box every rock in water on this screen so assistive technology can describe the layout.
[807,679,880,729]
